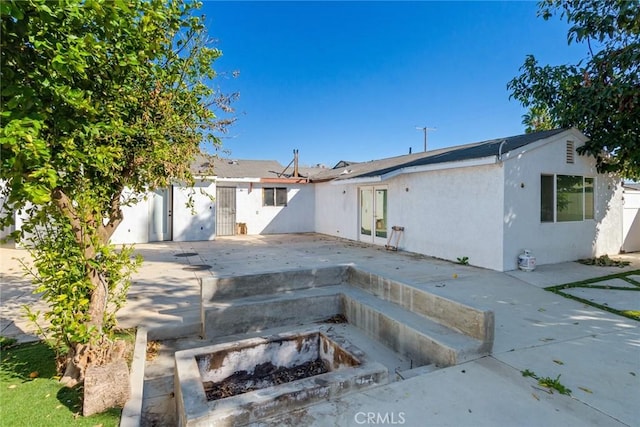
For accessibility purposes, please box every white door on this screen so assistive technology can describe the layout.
[623,189,640,252]
[149,187,172,242]
[359,186,388,244]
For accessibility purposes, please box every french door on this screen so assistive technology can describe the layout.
[359,186,388,244]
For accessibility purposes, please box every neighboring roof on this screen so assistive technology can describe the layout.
[190,154,307,179]
[190,153,217,175]
[333,160,360,169]
[624,182,640,191]
[309,128,568,182]
[212,158,286,179]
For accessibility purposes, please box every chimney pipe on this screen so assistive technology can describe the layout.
[293,149,299,178]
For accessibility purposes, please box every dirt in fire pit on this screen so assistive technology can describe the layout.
[204,359,329,401]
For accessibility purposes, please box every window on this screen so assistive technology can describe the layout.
[584,178,594,219]
[263,187,287,207]
[540,175,554,222]
[540,175,595,222]
[557,175,583,221]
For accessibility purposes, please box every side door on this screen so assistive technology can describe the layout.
[149,187,172,241]
[216,186,236,236]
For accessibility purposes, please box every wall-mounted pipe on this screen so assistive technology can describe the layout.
[497,140,507,163]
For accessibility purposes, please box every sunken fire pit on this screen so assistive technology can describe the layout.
[175,328,388,426]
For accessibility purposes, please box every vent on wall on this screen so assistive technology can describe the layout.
[566,141,575,164]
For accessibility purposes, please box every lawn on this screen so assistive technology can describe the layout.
[0,340,121,427]
[546,270,640,321]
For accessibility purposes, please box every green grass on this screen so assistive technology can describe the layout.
[545,270,640,321]
[0,340,121,427]
[521,369,572,395]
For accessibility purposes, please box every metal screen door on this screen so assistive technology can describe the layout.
[216,187,236,236]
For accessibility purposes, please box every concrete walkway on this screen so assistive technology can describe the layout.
[1,234,639,426]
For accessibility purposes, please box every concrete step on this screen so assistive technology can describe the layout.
[342,287,489,367]
[142,311,201,341]
[201,265,349,302]
[202,283,488,368]
[348,267,494,343]
[201,286,345,339]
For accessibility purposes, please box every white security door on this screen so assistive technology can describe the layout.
[149,187,172,242]
[216,186,237,236]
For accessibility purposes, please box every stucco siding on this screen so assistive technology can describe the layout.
[501,130,622,270]
[388,165,505,270]
[315,165,505,271]
[172,181,216,242]
[0,187,14,241]
[110,189,150,244]
[315,182,359,241]
[234,183,315,235]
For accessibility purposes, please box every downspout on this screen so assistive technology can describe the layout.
[497,140,507,163]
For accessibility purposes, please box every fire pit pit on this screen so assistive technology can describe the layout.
[175,328,387,426]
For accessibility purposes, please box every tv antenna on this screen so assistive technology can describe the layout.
[416,126,437,152]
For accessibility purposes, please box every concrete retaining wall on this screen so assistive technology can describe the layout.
[200,266,494,367]
[202,293,342,339]
[200,265,350,302]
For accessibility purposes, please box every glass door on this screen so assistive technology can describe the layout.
[359,186,387,244]
[374,188,387,240]
[360,188,373,239]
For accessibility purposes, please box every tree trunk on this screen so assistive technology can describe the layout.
[87,265,107,333]
[52,187,126,388]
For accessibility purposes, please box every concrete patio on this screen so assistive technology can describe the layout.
[1,233,639,426]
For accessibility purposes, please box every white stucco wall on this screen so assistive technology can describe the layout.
[111,181,218,244]
[0,187,15,242]
[314,182,359,241]
[110,189,150,244]
[234,183,315,235]
[622,186,640,252]
[173,180,216,242]
[315,164,505,271]
[389,165,505,270]
[502,129,623,270]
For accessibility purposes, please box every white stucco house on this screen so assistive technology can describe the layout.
[108,155,315,244]
[2,128,631,271]
[311,128,623,271]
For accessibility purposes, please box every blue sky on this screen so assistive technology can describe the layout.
[202,1,587,167]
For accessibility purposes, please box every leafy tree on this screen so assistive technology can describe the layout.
[508,0,640,179]
[522,105,554,133]
[1,0,234,387]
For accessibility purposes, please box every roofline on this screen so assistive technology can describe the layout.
[332,156,497,184]
[260,177,310,184]
[193,175,216,180]
[499,128,586,163]
[215,177,261,183]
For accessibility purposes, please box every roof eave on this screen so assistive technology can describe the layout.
[260,177,310,184]
[335,156,497,184]
[216,177,261,183]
